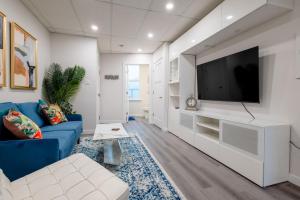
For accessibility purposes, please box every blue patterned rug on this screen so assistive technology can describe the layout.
[72,136,182,200]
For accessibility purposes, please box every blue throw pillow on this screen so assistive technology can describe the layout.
[17,102,46,128]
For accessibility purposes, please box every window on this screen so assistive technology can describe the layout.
[128,65,140,100]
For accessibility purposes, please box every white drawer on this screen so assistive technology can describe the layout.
[220,145,264,186]
[179,126,194,146]
[194,133,220,160]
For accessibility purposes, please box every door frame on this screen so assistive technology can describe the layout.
[123,64,129,123]
[123,63,151,123]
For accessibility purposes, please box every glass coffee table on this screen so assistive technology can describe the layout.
[93,123,130,165]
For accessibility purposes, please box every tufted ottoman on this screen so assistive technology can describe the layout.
[1,153,129,200]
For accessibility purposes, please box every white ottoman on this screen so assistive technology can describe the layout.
[0,153,129,200]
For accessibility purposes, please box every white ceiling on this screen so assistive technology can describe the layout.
[21,0,223,53]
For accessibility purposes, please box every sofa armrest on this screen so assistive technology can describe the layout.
[0,139,60,181]
[66,114,82,121]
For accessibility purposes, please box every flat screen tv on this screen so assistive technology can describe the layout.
[197,46,259,103]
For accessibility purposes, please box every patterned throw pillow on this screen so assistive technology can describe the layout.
[0,169,13,200]
[39,99,68,125]
[3,109,43,139]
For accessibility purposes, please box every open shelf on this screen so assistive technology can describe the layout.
[169,95,180,109]
[196,122,219,132]
[196,130,219,142]
[170,58,179,82]
[195,115,220,141]
[169,57,180,110]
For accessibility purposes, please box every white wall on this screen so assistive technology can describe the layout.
[196,1,300,180]
[100,54,152,123]
[50,33,100,134]
[129,64,149,117]
[0,0,51,102]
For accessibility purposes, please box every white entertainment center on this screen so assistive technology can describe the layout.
[167,0,294,187]
[174,110,290,187]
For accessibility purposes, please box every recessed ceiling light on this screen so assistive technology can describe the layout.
[191,39,196,43]
[137,48,142,52]
[226,15,233,20]
[147,32,154,38]
[165,2,174,11]
[91,24,98,31]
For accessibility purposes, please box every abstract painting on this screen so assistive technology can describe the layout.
[0,11,6,87]
[10,22,37,89]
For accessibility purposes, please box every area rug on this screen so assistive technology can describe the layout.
[72,136,183,200]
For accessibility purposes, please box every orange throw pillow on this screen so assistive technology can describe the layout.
[3,109,42,139]
[39,100,68,125]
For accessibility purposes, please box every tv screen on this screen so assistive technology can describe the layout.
[197,46,259,103]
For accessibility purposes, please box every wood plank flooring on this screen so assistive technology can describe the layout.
[123,118,300,200]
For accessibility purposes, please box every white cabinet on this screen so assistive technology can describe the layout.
[221,120,265,160]
[220,144,264,185]
[169,5,222,58]
[168,108,180,136]
[193,4,222,44]
[221,0,266,28]
[179,112,194,145]
[194,133,220,160]
[169,0,294,56]
[220,120,265,185]
[169,110,290,187]
[220,120,289,186]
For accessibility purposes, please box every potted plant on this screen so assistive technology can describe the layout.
[42,63,85,114]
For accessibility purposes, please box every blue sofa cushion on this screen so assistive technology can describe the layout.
[17,102,46,127]
[41,121,83,139]
[42,131,76,159]
[0,102,19,140]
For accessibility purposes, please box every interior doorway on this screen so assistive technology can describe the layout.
[124,64,150,122]
[152,59,164,128]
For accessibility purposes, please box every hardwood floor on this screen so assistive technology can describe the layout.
[123,118,300,200]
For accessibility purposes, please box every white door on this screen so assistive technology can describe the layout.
[123,65,129,122]
[152,59,164,128]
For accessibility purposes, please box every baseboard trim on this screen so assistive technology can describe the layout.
[129,114,144,117]
[289,174,300,187]
[99,120,125,124]
[162,126,168,132]
[83,129,94,135]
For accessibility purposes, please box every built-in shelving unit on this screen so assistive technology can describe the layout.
[168,54,196,149]
[166,0,294,189]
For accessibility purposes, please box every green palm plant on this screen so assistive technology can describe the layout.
[42,63,86,114]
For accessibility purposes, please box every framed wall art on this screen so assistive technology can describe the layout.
[0,11,6,87]
[10,22,37,89]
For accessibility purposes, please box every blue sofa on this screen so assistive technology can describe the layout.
[0,102,83,181]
